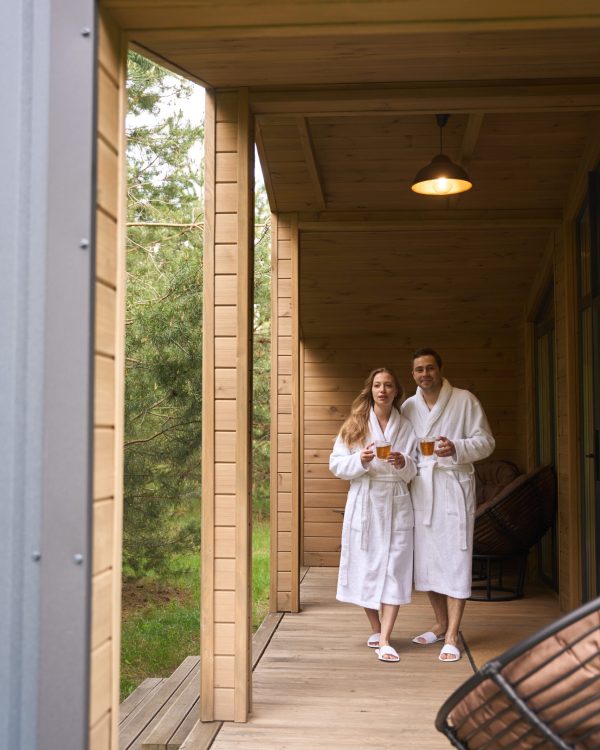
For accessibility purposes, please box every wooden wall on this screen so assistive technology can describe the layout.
[91,8,126,750]
[270,214,300,613]
[299,229,535,567]
[201,88,254,722]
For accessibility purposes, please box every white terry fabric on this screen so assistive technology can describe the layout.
[402,379,495,599]
[330,407,417,610]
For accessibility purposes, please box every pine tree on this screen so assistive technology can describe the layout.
[124,52,204,577]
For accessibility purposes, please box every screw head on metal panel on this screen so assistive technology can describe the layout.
[73,553,84,565]
[31,550,41,562]
[80,27,91,37]
[79,238,89,250]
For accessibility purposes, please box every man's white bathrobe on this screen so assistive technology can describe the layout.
[402,379,495,599]
[330,408,417,610]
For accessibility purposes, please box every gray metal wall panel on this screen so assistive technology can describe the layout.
[0,1,97,748]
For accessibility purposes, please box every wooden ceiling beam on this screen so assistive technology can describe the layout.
[254,117,278,212]
[563,112,600,220]
[297,209,561,231]
[449,112,484,208]
[296,117,326,210]
[104,1,600,34]
[251,80,600,116]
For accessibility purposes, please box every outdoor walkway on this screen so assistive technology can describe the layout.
[213,567,559,749]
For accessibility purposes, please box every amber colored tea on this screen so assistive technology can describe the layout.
[420,439,435,456]
[376,443,391,459]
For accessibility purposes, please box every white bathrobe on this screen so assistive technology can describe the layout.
[402,379,495,599]
[330,408,417,610]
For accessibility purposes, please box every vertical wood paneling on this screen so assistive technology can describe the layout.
[202,89,253,723]
[91,8,125,749]
[270,214,301,613]
[555,224,581,610]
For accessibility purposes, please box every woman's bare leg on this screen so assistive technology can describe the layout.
[378,603,400,659]
[364,607,381,636]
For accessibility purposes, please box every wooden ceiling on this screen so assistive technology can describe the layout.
[102,0,600,338]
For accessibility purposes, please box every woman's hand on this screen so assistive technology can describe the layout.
[388,452,406,469]
[361,442,375,467]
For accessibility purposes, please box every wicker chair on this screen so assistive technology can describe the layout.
[436,596,600,750]
[471,464,557,601]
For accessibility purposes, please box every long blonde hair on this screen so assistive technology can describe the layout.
[339,367,404,448]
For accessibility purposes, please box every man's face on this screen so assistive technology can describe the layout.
[412,355,443,393]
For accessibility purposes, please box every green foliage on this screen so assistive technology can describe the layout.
[124,52,203,578]
[252,190,271,519]
[120,521,270,700]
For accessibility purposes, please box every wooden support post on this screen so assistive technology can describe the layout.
[201,88,254,722]
[270,214,301,613]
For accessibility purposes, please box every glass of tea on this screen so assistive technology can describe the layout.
[419,436,436,457]
[375,440,392,459]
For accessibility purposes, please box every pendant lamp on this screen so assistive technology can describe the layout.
[410,114,473,196]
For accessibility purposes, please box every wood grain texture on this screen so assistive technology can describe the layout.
[213,567,560,749]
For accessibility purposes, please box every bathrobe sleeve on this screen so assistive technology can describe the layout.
[452,393,495,465]
[329,435,368,480]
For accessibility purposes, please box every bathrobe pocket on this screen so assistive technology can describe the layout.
[446,473,475,516]
[392,489,414,531]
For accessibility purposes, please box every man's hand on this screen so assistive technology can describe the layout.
[435,436,456,458]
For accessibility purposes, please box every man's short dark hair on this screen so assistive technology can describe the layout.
[412,347,443,369]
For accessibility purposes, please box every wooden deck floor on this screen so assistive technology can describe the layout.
[212,567,560,749]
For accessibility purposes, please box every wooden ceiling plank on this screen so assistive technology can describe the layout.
[104,1,600,34]
[297,209,561,230]
[296,117,326,210]
[250,81,600,116]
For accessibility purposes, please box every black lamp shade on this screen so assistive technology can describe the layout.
[411,153,473,196]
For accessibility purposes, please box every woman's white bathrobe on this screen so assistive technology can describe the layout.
[330,408,417,610]
[402,379,495,599]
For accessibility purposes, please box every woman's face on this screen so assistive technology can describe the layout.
[371,371,398,407]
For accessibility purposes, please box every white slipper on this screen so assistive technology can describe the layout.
[367,632,381,648]
[412,631,445,645]
[439,643,461,662]
[375,645,400,662]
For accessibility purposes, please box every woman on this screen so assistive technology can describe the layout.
[330,367,417,663]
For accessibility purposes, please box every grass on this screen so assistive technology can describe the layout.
[120,518,270,700]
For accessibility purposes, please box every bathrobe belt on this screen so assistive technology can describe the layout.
[417,461,474,551]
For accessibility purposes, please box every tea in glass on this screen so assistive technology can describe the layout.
[420,437,436,456]
[375,441,391,459]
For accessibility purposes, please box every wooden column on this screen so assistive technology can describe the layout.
[202,88,254,722]
[270,214,300,613]
[90,8,126,750]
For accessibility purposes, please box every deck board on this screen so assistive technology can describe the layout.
[212,568,473,749]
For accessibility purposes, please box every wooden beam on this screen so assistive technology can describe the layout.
[297,209,561,231]
[234,87,253,723]
[296,117,326,210]
[563,112,600,220]
[449,112,484,208]
[200,89,217,723]
[458,112,484,164]
[251,80,600,116]
[255,116,278,212]
[105,1,600,34]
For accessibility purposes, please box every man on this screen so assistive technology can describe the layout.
[402,348,495,662]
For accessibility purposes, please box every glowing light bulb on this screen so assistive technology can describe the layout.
[433,177,451,195]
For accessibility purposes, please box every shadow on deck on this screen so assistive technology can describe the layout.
[121,567,560,750]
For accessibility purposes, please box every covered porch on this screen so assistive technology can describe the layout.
[90,2,600,744]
